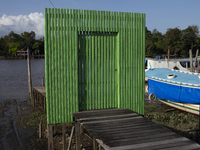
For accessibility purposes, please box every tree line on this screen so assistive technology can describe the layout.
[146,25,200,58]
[0,25,199,58]
[0,31,44,56]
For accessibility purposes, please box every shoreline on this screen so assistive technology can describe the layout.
[0,56,45,60]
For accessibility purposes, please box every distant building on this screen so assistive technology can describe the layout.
[16,49,27,56]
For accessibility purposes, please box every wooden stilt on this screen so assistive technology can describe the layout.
[93,138,98,150]
[190,49,193,72]
[40,93,42,107]
[80,125,83,135]
[62,123,67,150]
[42,77,44,87]
[75,121,81,150]
[44,96,46,114]
[53,124,57,135]
[67,126,74,150]
[39,116,42,138]
[27,47,34,106]
[98,144,102,150]
[48,124,53,150]
[194,49,199,72]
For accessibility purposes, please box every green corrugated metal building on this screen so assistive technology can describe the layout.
[44,8,145,124]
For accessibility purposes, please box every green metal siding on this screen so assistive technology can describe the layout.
[45,8,145,124]
[78,32,118,111]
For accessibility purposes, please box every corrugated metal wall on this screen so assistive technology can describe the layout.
[44,8,145,124]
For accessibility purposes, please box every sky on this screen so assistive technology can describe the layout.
[0,0,200,39]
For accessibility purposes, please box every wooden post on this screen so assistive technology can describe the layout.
[62,123,67,150]
[189,49,193,72]
[67,126,75,150]
[27,47,34,106]
[93,138,98,150]
[99,144,102,150]
[167,46,170,69]
[197,61,200,73]
[80,125,83,135]
[42,77,44,87]
[48,124,53,150]
[194,49,199,72]
[39,116,42,138]
[53,124,57,135]
[44,96,46,114]
[75,121,81,150]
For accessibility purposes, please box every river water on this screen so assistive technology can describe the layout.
[0,59,46,150]
[0,59,45,100]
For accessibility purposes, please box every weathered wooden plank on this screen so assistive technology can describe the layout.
[82,119,154,129]
[87,128,172,145]
[104,132,177,145]
[160,143,200,150]
[77,113,138,121]
[73,108,200,149]
[86,127,168,141]
[83,122,164,134]
[72,108,135,118]
[106,134,183,147]
[135,140,200,150]
[109,137,190,150]
[33,87,46,96]
[81,117,143,126]
[81,115,142,125]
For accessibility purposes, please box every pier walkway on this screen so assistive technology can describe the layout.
[33,87,46,113]
[73,108,200,150]
[33,87,200,149]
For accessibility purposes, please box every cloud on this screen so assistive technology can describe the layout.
[0,12,44,39]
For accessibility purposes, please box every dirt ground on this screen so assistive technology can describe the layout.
[144,93,200,143]
[0,99,48,150]
[0,98,94,150]
[0,94,199,149]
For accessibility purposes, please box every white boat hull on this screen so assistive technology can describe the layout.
[159,99,200,115]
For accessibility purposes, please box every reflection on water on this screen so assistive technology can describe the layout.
[0,59,45,100]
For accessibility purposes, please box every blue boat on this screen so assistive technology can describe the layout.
[145,68,200,115]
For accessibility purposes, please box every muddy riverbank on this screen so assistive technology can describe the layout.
[0,99,47,150]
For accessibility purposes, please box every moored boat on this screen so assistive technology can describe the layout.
[145,56,197,72]
[145,68,200,115]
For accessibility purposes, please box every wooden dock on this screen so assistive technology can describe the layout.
[73,108,200,150]
[33,87,46,113]
[32,88,200,149]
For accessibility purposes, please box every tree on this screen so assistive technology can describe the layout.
[8,42,20,55]
[21,31,36,51]
[0,37,6,55]
[152,29,164,55]
[3,31,23,55]
[145,27,156,56]
[164,27,181,56]
[180,26,198,57]
[33,41,43,54]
